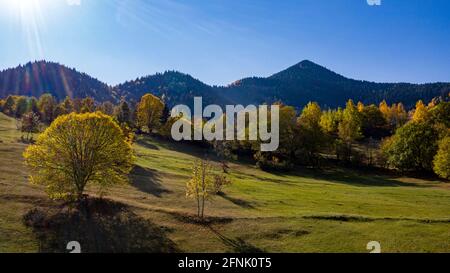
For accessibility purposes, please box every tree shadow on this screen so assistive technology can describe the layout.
[23,198,179,253]
[208,226,264,253]
[293,167,431,188]
[138,135,216,159]
[135,138,160,150]
[130,165,172,197]
[217,192,256,209]
[243,165,433,188]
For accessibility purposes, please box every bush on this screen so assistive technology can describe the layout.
[254,152,293,171]
[382,122,439,171]
[433,137,450,180]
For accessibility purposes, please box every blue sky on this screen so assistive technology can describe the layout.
[0,0,449,86]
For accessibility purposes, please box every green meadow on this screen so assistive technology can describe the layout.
[0,113,449,253]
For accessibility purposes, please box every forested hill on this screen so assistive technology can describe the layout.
[219,60,450,109]
[0,61,116,102]
[114,71,231,107]
[1,60,449,108]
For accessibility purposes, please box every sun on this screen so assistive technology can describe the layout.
[4,0,37,12]
[1,0,47,57]
[1,0,45,19]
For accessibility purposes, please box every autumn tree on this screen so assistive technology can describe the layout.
[2,95,15,116]
[115,99,132,126]
[393,103,408,128]
[254,104,297,170]
[433,137,450,180]
[137,94,165,133]
[73,98,82,113]
[297,102,327,165]
[24,112,134,201]
[430,101,450,128]
[61,96,74,115]
[320,108,343,135]
[337,100,362,161]
[15,97,28,118]
[27,97,40,115]
[213,173,232,194]
[186,159,214,219]
[97,101,115,116]
[81,97,95,113]
[412,100,430,123]
[38,94,57,124]
[20,112,40,142]
[360,104,388,138]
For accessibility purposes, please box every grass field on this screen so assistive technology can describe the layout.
[1,113,449,253]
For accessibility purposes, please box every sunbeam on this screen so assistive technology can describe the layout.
[1,0,47,58]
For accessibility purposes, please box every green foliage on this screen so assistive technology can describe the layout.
[382,122,439,171]
[115,99,132,125]
[430,101,450,128]
[297,102,327,165]
[27,97,40,115]
[2,96,15,116]
[14,97,28,118]
[360,104,388,138]
[254,104,297,170]
[23,112,134,201]
[433,137,450,180]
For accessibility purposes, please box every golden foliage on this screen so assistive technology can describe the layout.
[412,100,430,123]
[23,112,134,201]
[137,93,165,133]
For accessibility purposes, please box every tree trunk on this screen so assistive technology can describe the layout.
[197,195,200,218]
[201,196,205,219]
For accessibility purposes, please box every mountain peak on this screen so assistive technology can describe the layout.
[296,59,319,68]
[269,59,342,82]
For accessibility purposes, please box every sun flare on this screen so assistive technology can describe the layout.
[4,0,41,14]
[1,0,47,58]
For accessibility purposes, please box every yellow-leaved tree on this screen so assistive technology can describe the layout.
[412,100,430,123]
[24,112,134,201]
[433,136,450,180]
[186,159,214,219]
[137,93,165,133]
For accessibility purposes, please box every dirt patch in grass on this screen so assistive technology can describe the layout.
[0,194,53,207]
[303,214,375,222]
[262,229,310,239]
[169,211,234,225]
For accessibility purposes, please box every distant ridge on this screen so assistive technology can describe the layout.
[1,60,449,108]
[0,61,116,102]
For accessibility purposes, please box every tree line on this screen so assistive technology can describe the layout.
[2,92,449,180]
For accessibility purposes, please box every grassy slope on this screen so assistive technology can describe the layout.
[0,112,449,253]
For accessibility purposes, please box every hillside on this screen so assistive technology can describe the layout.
[221,60,450,108]
[1,112,450,252]
[115,60,450,108]
[1,60,449,108]
[0,61,116,102]
[115,71,229,108]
